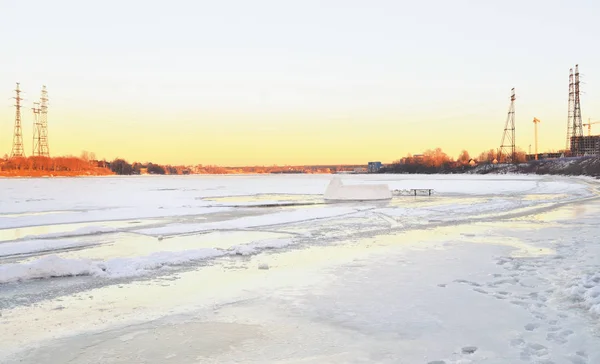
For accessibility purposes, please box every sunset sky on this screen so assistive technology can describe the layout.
[1,0,600,166]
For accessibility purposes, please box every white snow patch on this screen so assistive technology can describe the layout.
[97,248,226,279]
[567,272,600,315]
[0,248,225,284]
[0,255,104,284]
[0,238,298,284]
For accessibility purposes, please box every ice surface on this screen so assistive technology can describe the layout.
[0,174,594,286]
[0,238,102,258]
[230,238,296,256]
[136,206,371,236]
[1,174,600,363]
[16,225,117,240]
[0,238,300,284]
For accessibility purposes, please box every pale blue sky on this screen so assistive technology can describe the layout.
[1,0,599,164]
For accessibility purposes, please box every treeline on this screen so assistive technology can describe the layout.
[382,147,530,174]
[105,159,192,175]
[193,165,335,174]
[0,156,112,176]
[107,162,336,175]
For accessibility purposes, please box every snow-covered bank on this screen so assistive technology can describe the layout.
[472,156,600,178]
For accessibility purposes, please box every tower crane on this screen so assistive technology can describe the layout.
[583,118,600,136]
[532,117,541,160]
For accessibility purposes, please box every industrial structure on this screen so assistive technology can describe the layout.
[7,83,50,159]
[368,161,383,173]
[532,117,541,160]
[566,65,589,156]
[498,88,516,162]
[583,118,600,136]
[10,83,25,158]
[32,86,50,157]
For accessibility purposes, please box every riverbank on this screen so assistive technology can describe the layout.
[472,156,600,177]
[0,169,114,178]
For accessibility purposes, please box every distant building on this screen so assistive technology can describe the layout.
[368,161,383,173]
[570,136,600,156]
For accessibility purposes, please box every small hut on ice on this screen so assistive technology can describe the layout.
[324,177,392,201]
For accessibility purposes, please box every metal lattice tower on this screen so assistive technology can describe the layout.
[10,83,25,158]
[566,68,574,150]
[572,65,584,155]
[499,88,516,163]
[566,65,585,156]
[32,101,41,156]
[37,86,50,157]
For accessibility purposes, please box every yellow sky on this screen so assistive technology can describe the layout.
[0,105,570,166]
[2,1,598,166]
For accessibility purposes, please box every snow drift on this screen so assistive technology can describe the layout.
[324,177,392,201]
[0,239,297,284]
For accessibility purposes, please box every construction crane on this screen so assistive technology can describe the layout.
[533,117,541,160]
[583,118,600,136]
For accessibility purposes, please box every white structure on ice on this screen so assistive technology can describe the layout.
[324,177,392,201]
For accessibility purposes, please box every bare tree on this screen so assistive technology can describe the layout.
[457,150,470,165]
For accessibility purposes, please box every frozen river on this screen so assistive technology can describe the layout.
[1,174,600,363]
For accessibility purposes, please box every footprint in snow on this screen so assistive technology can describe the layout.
[454,279,482,287]
[569,351,589,364]
[461,346,477,354]
[519,342,549,360]
[525,323,540,331]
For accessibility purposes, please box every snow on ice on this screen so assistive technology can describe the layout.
[2,174,600,363]
[0,238,297,284]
